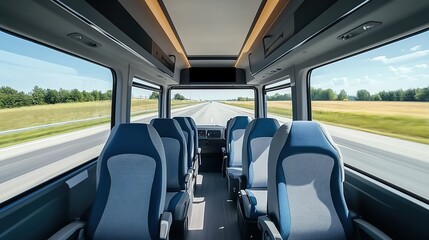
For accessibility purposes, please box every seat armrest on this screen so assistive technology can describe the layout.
[48,221,86,240]
[192,158,199,178]
[184,171,193,191]
[258,216,283,240]
[240,189,247,197]
[353,218,392,240]
[197,148,202,165]
[239,189,254,219]
[160,212,173,240]
[222,154,228,178]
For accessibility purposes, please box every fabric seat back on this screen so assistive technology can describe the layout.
[185,117,198,157]
[226,116,252,167]
[267,121,352,239]
[173,117,195,168]
[87,123,166,239]
[242,118,279,189]
[151,118,188,192]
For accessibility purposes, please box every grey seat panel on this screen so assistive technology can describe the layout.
[185,117,198,157]
[230,129,246,167]
[151,118,188,192]
[151,118,191,228]
[242,118,279,189]
[239,118,279,227]
[173,117,195,169]
[162,137,182,191]
[94,154,156,239]
[248,137,271,188]
[225,116,252,199]
[226,116,252,168]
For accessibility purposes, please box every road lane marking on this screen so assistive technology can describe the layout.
[337,144,380,159]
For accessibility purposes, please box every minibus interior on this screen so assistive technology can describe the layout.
[0,0,428,239]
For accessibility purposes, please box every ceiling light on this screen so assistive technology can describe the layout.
[145,0,190,68]
[235,0,287,67]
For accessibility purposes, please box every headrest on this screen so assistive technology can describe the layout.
[150,118,185,140]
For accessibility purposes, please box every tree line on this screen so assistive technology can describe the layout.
[233,86,429,102]
[0,86,113,109]
[311,86,429,101]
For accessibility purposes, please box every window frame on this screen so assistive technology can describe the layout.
[130,77,162,121]
[0,27,117,129]
[263,80,293,119]
[0,28,116,203]
[306,28,429,204]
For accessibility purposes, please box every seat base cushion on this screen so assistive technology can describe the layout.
[165,191,190,221]
[227,167,242,179]
[242,189,267,220]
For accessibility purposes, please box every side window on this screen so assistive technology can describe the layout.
[130,78,160,123]
[170,89,255,125]
[265,79,292,123]
[310,30,429,200]
[0,31,113,203]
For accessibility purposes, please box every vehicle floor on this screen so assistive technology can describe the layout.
[187,172,240,240]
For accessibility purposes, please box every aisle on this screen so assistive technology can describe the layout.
[187,173,240,240]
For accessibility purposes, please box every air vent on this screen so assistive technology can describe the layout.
[207,130,221,139]
[198,130,206,138]
[68,33,101,48]
[337,21,381,40]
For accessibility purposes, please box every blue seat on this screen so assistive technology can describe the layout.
[185,116,200,181]
[173,117,195,172]
[49,123,172,240]
[151,118,191,239]
[185,117,199,160]
[258,121,391,240]
[223,116,252,199]
[237,118,279,239]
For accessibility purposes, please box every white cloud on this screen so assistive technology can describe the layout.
[388,66,413,74]
[415,64,428,69]
[370,50,429,64]
[410,45,421,52]
[388,64,429,75]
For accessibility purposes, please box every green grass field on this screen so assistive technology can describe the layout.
[224,101,429,144]
[0,99,198,148]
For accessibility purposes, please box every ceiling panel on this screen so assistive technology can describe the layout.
[163,0,263,57]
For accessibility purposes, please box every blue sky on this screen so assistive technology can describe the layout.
[0,31,112,93]
[1,29,428,99]
[311,30,429,95]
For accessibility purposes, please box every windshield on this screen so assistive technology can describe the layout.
[170,89,255,125]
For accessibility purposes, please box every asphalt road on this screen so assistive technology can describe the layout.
[0,102,428,202]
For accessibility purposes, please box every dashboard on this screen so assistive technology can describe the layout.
[197,125,225,140]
